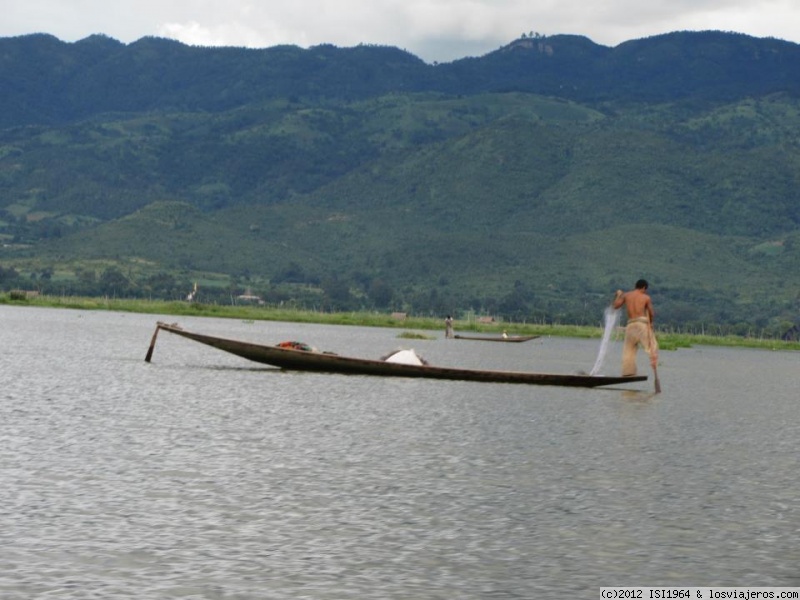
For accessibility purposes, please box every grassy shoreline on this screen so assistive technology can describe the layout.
[2,294,799,353]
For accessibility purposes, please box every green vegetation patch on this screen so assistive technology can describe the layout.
[397,331,437,340]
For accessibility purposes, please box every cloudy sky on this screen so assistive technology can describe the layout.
[3,0,799,63]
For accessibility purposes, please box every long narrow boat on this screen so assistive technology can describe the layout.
[454,334,539,343]
[145,322,647,388]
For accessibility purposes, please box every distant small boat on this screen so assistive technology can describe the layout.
[145,322,646,388]
[453,334,539,343]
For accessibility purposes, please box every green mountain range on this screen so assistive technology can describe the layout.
[1,30,799,335]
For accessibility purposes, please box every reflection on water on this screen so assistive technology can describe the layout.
[620,390,660,402]
[1,306,798,599]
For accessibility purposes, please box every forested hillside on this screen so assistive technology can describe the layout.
[1,30,799,335]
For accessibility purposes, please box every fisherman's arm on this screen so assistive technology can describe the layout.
[612,290,625,309]
[646,299,655,324]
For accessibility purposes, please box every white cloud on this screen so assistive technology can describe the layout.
[158,20,282,49]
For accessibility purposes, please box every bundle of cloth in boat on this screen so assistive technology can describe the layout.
[276,341,317,352]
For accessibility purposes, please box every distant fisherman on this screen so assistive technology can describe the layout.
[613,279,658,377]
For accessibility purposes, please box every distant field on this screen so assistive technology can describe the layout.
[3,293,798,353]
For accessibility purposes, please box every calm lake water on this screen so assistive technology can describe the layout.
[1,305,798,599]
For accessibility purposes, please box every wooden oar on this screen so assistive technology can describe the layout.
[651,325,661,394]
[653,363,662,394]
[144,324,161,363]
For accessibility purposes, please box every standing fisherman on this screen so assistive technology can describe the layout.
[613,279,659,381]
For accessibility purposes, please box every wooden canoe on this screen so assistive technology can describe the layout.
[145,322,646,388]
[453,334,539,343]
